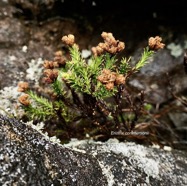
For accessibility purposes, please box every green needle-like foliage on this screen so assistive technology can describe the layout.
[24,91,55,120]
[118,57,131,74]
[17,32,165,144]
[134,47,154,72]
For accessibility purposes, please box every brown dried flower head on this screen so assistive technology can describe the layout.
[101,32,117,46]
[92,46,104,56]
[117,41,125,52]
[105,82,114,90]
[148,36,165,50]
[115,74,126,85]
[17,81,29,92]
[18,94,30,106]
[54,51,66,66]
[97,69,117,85]
[91,32,125,56]
[43,60,59,69]
[55,50,63,57]
[62,34,75,46]
[43,69,58,83]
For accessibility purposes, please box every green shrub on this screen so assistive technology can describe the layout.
[18,32,165,142]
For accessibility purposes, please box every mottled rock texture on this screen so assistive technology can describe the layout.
[0,115,107,186]
[0,114,187,186]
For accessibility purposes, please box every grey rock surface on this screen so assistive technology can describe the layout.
[129,48,187,104]
[0,115,107,186]
[1,114,187,186]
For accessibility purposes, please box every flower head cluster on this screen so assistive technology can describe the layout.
[61,34,75,46]
[97,69,126,90]
[18,94,30,106]
[17,81,29,92]
[42,50,66,84]
[43,50,66,69]
[53,51,66,66]
[92,32,125,56]
[17,82,30,106]
[43,69,58,84]
[148,36,165,51]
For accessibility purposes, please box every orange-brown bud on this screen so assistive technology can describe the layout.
[17,82,29,92]
[105,82,114,90]
[62,34,75,46]
[18,94,30,106]
[54,50,63,57]
[117,41,125,52]
[115,74,126,85]
[43,69,58,83]
[97,69,116,84]
[148,36,165,50]
[43,60,59,69]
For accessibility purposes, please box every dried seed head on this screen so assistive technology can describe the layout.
[101,32,116,45]
[92,32,125,56]
[17,81,29,92]
[107,46,117,54]
[148,36,165,50]
[54,56,66,66]
[115,74,126,85]
[43,60,59,69]
[117,41,125,52]
[62,34,75,46]
[97,74,105,82]
[105,82,114,90]
[43,69,58,83]
[101,32,108,39]
[91,47,97,56]
[102,69,111,75]
[91,46,104,56]
[42,77,53,84]
[54,50,63,57]
[98,42,106,49]
[108,72,117,82]
[18,94,30,106]
[97,69,117,84]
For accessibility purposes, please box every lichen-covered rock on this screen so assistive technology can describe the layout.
[0,114,187,186]
[65,139,187,186]
[0,115,107,185]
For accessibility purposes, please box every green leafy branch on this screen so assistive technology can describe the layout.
[24,91,55,120]
[133,47,154,72]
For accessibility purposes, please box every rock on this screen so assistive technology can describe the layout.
[129,47,187,104]
[0,49,28,88]
[0,18,28,48]
[1,114,187,186]
[0,0,15,19]
[8,0,57,21]
[0,115,107,186]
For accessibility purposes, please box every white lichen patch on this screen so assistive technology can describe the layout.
[105,142,160,180]
[97,161,115,186]
[25,120,45,132]
[64,138,87,153]
[167,43,183,58]
[25,120,61,144]
[0,86,23,117]
[64,139,164,185]
[22,45,28,53]
[26,58,43,84]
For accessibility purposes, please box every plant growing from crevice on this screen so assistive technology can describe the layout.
[17,32,165,143]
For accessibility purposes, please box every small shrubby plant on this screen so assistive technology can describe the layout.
[17,32,165,142]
